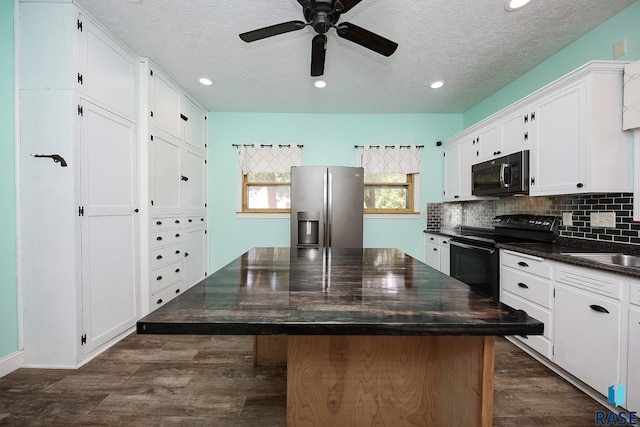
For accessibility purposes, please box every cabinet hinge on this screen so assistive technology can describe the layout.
[204,143,207,148]
[204,229,207,234]
[552,345,554,356]
[81,334,87,345]
[553,288,555,298]
[79,206,84,216]
[150,111,154,118]
[77,19,83,32]
[204,159,207,164]
[77,105,83,116]
[180,114,188,122]
[151,200,154,206]
[150,135,154,142]
[204,203,207,208]
[531,112,536,121]
[77,73,83,85]
[150,69,154,77]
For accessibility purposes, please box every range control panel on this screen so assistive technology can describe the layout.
[493,214,560,232]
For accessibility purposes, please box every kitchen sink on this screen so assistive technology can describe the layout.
[562,252,640,267]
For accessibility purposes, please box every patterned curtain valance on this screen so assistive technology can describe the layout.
[623,61,640,131]
[236,144,302,174]
[358,144,421,174]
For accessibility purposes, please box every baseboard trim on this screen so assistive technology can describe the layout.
[0,350,23,378]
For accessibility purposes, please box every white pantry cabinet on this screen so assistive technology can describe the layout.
[19,2,139,367]
[141,61,209,313]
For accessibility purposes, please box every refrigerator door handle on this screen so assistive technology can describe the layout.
[327,171,333,247]
[323,171,328,247]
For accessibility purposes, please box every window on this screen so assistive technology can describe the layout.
[364,173,414,213]
[236,144,301,213]
[243,172,291,212]
[358,144,421,214]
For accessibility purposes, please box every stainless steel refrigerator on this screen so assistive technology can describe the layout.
[290,166,364,248]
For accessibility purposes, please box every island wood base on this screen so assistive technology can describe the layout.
[255,335,495,427]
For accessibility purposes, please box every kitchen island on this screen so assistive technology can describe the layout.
[138,247,543,426]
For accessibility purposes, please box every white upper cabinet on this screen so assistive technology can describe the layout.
[500,108,533,156]
[442,141,460,201]
[474,124,500,162]
[149,67,182,140]
[182,95,208,152]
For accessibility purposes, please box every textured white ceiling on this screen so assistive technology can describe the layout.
[73,0,636,113]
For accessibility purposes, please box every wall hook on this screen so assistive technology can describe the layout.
[31,154,68,167]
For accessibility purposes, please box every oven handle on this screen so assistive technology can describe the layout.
[450,240,496,254]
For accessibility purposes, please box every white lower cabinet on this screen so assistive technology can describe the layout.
[424,233,450,274]
[627,286,640,412]
[554,283,622,397]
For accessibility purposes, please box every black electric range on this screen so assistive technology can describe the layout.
[449,214,560,298]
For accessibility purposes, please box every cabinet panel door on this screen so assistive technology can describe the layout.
[443,143,459,201]
[81,13,136,120]
[554,284,621,396]
[458,138,476,198]
[150,68,182,139]
[424,242,439,270]
[80,100,138,355]
[627,307,640,412]
[181,148,207,211]
[185,226,207,287]
[149,134,181,211]
[500,109,528,155]
[182,95,207,151]
[530,82,585,195]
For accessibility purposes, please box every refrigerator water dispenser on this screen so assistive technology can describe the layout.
[297,211,320,246]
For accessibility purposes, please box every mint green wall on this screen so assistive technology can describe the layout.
[0,0,18,358]
[464,1,640,127]
[208,113,461,272]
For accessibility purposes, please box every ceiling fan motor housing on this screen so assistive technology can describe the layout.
[304,0,341,34]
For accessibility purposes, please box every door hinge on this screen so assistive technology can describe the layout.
[78,206,84,216]
[77,105,83,116]
[150,69,154,77]
[77,19,83,32]
[81,334,87,345]
[77,73,83,85]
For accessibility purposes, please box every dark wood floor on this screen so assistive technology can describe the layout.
[0,334,605,426]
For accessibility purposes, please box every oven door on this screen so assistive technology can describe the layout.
[449,240,499,298]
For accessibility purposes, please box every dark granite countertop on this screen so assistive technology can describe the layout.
[497,238,640,279]
[137,247,543,337]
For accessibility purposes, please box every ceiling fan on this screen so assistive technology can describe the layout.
[239,0,398,77]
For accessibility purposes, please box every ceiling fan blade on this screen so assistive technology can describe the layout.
[335,0,363,13]
[336,22,398,57]
[311,34,327,76]
[239,21,306,43]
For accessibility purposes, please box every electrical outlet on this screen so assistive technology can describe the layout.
[590,212,616,228]
[562,212,573,226]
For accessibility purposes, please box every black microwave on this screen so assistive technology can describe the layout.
[471,150,529,196]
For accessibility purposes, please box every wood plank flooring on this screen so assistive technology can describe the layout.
[0,334,605,426]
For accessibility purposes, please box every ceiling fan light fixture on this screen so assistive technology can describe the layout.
[314,80,327,88]
[505,0,531,11]
[430,80,444,89]
[199,77,213,86]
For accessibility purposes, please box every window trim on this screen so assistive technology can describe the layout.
[363,173,416,214]
[241,173,291,214]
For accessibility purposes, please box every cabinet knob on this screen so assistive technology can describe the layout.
[175,288,181,294]
[524,132,528,141]
[175,268,181,273]
[433,248,438,251]
[156,236,163,241]
[185,252,189,257]
[576,183,584,188]
[175,234,181,238]
[156,255,163,260]
[176,250,181,254]
[175,220,180,224]
[156,276,163,281]
[156,298,163,305]
[156,221,162,225]
[189,219,193,223]
[181,175,189,181]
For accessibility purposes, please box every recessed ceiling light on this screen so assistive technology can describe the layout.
[199,77,213,86]
[314,80,327,88]
[430,80,444,89]
[125,0,143,3]
[505,0,531,11]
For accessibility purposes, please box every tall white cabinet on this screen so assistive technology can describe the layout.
[141,61,209,314]
[19,2,139,367]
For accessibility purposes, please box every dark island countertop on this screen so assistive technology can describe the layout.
[138,247,543,337]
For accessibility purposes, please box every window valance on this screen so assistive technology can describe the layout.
[235,144,302,174]
[357,144,421,174]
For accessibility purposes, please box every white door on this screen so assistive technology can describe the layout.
[185,226,207,287]
[149,67,182,139]
[80,99,138,355]
[443,142,460,201]
[181,147,207,211]
[149,133,181,212]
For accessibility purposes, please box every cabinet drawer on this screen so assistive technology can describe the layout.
[150,281,185,310]
[631,284,640,307]
[512,334,552,360]
[502,267,552,308]
[555,264,622,300]
[501,291,551,340]
[185,215,206,228]
[150,217,183,231]
[150,260,184,293]
[150,244,184,270]
[150,229,184,249]
[502,250,551,278]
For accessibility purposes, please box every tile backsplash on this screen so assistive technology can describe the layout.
[431,193,640,245]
